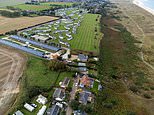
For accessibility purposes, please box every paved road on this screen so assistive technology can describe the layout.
[66,75,79,115]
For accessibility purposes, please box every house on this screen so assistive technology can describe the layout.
[53,88,65,101]
[79,74,94,88]
[13,110,24,115]
[60,77,70,88]
[46,105,60,115]
[37,105,47,115]
[78,54,88,62]
[36,95,48,105]
[24,103,35,112]
[31,35,49,43]
[79,91,92,105]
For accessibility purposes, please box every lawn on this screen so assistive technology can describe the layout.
[41,2,73,6]
[13,4,51,11]
[69,13,102,52]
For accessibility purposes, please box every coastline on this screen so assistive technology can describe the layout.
[133,0,154,15]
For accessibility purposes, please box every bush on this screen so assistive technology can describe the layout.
[48,60,67,71]
[129,85,138,93]
[103,103,113,109]
[143,93,152,99]
[127,111,136,115]
[70,100,80,110]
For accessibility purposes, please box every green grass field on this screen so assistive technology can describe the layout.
[13,4,51,11]
[70,14,102,52]
[41,2,73,6]
[13,2,73,11]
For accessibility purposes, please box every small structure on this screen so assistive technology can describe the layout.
[60,77,70,88]
[79,91,92,105]
[37,105,47,115]
[46,105,60,115]
[31,35,49,43]
[24,103,35,112]
[78,54,88,62]
[53,88,65,101]
[14,110,24,115]
[36,95,48,105]
[62,49,70,60]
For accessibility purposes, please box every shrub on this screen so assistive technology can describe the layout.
[143,93,152,99]
[129,85,138,93]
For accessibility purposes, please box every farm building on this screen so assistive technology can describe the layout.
[36,94,48,105]
[53,88,65,101]
[31,35,49,43]
[37,105,47,115]
[46,105,60,115]
[24,103,35,112]
[60,77,70,88]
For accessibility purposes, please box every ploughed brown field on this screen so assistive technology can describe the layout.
[0,16,59,34]
[0,46,26,114]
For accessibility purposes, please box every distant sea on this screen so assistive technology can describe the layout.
[140,0,154,10]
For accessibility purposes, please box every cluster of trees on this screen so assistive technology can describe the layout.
[47,60,67,71]
[0,10,20,18]
[70,100,94,114]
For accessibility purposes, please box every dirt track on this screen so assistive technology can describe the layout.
[0,46,26,115]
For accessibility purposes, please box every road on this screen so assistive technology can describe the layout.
[66,75,79,115]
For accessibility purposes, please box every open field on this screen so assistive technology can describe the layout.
[14,2,73,11]
[0,16,58,34]
[70,14,102,52]
[0,0,28,8]
[0,46,26,115]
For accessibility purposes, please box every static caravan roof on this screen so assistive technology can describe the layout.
[24,103,34,112]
